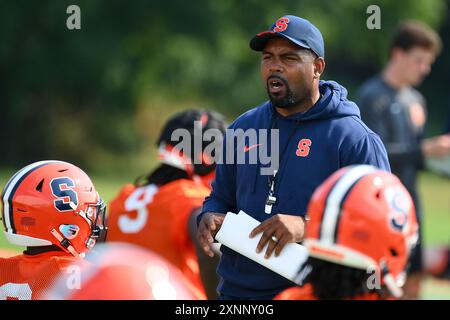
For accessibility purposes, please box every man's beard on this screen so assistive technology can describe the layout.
[266,76,302,109]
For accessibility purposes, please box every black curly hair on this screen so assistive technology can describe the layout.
[305,257,387,299]
[136,109,227,187]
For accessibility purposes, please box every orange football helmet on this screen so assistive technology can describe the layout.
[304,165,419,298]
[46,243,202,300]
[1,160,107,257]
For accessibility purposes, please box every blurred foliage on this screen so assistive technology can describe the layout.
[0,0,449,173]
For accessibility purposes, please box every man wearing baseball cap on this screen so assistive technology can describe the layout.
[249,15,325,57]
[198,15,391,299]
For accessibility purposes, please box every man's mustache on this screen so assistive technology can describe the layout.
[267,74,289,87]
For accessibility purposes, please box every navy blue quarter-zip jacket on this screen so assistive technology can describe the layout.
[199,80,390,298]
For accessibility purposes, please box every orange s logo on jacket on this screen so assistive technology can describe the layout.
[296,138,312,157]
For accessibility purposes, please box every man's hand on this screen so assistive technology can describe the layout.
[422,134,450,158]
[249,214,306,259]
[197,212,226,257]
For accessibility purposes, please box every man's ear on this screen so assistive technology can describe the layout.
[390,47,406,61]
[313,57,326,79]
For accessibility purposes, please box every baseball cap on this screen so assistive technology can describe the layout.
[250,15,325,58]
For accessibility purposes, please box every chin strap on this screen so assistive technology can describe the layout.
[51,229,84,258]
[381,260,403,298]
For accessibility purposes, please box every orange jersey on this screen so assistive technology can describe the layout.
[0,251,79,300]
[274,284,385,300]
[107,179,210,299]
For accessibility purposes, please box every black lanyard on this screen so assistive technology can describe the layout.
[265,113,301,214]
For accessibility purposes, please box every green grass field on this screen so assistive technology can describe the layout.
[0,169,448,299]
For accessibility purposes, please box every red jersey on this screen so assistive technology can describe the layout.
[107,179,210,299]
[275,284,385,300]
[0,251,79,300]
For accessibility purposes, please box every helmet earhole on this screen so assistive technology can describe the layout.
[36,179,44,192]
[390,248,398,257]
[375,190,382,200]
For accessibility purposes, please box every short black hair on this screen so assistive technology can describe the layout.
[135,164,189,187]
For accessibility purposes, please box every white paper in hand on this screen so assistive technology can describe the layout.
[215,210,309,284]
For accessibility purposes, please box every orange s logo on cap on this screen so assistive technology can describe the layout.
[273,17,290,32]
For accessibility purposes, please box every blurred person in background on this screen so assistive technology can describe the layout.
[107,109,227,299]
[276,165,419,300]
[427,97,450,177]
[356,21,450,298]
[0,161,107,300]
[445,98,450,134]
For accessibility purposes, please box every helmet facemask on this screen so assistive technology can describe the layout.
[83,197,108,250]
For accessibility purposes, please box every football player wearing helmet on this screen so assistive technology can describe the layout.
[46,243,202,300]
[0,160,107,300]
[107,109,227,299]
[276,165,419,300]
